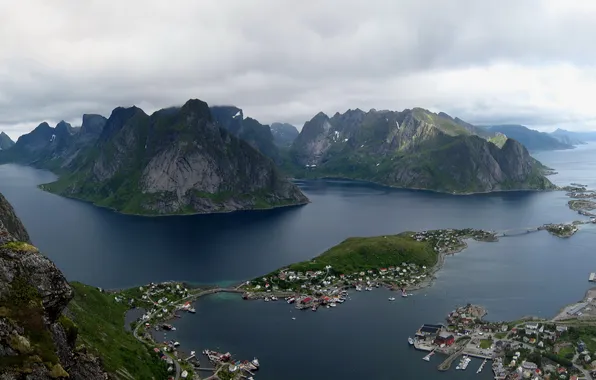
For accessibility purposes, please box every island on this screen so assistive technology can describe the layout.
[407,288,596,379]
[543,223,580,238]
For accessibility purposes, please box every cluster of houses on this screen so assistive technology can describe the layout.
[247,262,429,296]
[412,305,595,379]
[543,223,579,237]
[410,228,496,253]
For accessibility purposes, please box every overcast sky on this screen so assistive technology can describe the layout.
[2,0,596,140]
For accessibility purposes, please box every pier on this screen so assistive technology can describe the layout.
[437,347,465,371]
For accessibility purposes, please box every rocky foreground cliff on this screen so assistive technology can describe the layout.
[2,99,308,215]
[289,108,555,193]
[0,193,107,379]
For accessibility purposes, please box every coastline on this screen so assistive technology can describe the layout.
[37,182,310,217]
[290,175,557,196]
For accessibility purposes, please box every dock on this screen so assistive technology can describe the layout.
[476,358,487,373]
[437,347,465,371]
[422,349,436,361]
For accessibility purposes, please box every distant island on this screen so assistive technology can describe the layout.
[483,124,575,152]
[284,108,556,194]
[0,99,308,216]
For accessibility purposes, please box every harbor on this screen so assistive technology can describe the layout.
[409,299,596,379]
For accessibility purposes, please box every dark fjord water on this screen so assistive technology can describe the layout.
[0,143,595,379]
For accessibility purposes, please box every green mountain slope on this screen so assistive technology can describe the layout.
[0,192,165,379]
[288,108,554,193]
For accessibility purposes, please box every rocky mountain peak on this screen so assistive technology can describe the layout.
[55,120,73,135]
[80,114,107,137]
[180,98,212,121]
[0,132,15,150]
[100,106,148,141]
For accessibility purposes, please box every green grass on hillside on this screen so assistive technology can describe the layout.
[67,282,167,379]
[488,134,508,148]
[284,233,437,275]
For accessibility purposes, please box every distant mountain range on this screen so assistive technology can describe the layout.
[270,123,300,147]
[2,103,577,206]
[0,100,308,215]
[482,124,574,152]
[287,108,554,193]
[550,128,596,145]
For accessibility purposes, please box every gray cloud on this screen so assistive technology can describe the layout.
[2,0,596,140]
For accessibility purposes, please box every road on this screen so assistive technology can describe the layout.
[132,287,245,380]
[133,293,183,379]
[572,353,593,380]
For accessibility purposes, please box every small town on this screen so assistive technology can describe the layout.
[409,295,596,380]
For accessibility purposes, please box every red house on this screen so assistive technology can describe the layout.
[434,332,455,346]
[300,297,312,304]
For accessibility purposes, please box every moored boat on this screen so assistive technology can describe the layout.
[408,337,414,345]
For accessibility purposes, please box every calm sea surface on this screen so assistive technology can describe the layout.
[0,143,595,379]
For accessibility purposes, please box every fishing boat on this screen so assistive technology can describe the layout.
[264,297,270,302]
[408,337,414,345]
[252,357,260,369]
[311,305,317,311]
[287,297,295,304]
[270,295,278,301]
[388,297,396,301]
[461,356,471,370]
[401,288,408,298]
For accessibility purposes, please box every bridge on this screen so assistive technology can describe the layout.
[495,226,542,237]
[496,220,586,237]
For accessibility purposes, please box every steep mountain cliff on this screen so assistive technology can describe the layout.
[210,106,280,162]
[270,123,300,147]
[0,132,15,150]
[0,193,107,379]
[289,108,554,193]
[485,124,573,151]
[41,99,308,215]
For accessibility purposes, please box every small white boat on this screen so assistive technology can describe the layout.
[264,297,270,302]
[292,317,296,320]
[330,303,337,307]
[252,357,260,368]
[270,296,278,301]
[408,337,414,345]
[388,297,396,301]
